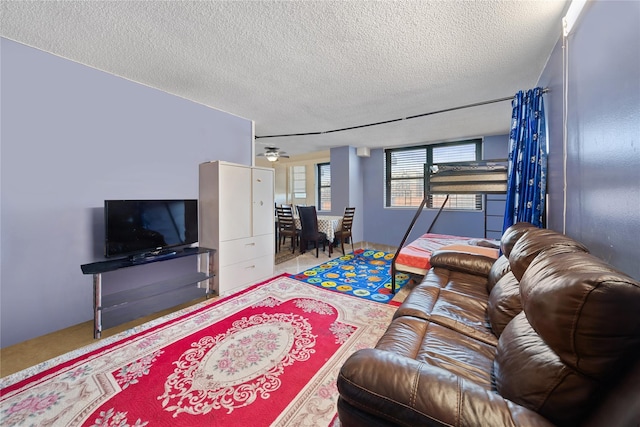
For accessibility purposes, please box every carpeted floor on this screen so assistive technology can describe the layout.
[290,249,411,304]
[274,248,299,265]
[0,275,397,426]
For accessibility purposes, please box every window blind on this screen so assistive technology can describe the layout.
[385,140,482,209]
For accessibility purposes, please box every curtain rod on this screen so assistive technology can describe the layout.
[255,88,549,139]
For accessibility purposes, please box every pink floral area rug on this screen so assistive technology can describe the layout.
[0,275,397,426]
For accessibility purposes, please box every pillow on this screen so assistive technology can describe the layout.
[437,244,499,258]
[468,238,501,249]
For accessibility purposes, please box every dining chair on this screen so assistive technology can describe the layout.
[294,204,306,216]
[334,207,356,254]
[276,205,298,253]
[297,206,332,257]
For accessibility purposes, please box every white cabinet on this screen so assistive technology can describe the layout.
[199,161,274,296]
[252,167,275,236]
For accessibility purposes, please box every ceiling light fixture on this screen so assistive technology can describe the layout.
[265,152,279,162]
[258,146,289,162]
[563,0,589,36]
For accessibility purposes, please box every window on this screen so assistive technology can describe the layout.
[317,163,331,211]
[292,165,306,199]
[385,140,482,209]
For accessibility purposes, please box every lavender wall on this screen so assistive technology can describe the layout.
[0,38,254,347]
[539,0,640,279]
[327,146,346,217]
[362,135,509,247]
[329,146,364,243]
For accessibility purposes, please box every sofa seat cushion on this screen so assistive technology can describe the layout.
[376,316,496,386]
[338,346,555,427]
[394,266,489,318]
[394,267,497,345]
[394,285,497,346]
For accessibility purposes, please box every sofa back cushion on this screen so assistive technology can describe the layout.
[500,222,536,257]
[521,251,640,378]
[487,222,536,292]
[429,250,495,277]
[494,250,640,425]
[508,228,589,281]
[494,313,596,425]
[487,272,522,336]
[487,255,510,293]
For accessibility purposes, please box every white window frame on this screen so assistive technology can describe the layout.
[317,162,331,211]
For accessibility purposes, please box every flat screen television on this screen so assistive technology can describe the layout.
[104,199,198,259]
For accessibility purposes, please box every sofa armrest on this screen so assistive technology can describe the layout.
[337,348,554,427]
[429,250,495,277]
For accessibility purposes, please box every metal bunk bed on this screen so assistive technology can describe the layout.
[390,160,509,293]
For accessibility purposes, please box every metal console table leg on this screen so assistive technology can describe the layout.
[93,273,102,339]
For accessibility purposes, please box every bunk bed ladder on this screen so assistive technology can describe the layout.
[391,195,449,294]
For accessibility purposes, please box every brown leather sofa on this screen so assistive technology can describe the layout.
[337,223,640,426]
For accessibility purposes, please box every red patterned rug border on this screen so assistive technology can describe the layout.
[1,274,399,426]
[0,273,291,394]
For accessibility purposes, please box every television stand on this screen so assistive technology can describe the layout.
[129,249,178,262]
[81,246,215,339]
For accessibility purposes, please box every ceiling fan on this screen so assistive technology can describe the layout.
[257,146,290,162]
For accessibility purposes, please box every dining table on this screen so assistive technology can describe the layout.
[294,215,343,243]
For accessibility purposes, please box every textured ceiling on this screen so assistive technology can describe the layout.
[1,1,568,157]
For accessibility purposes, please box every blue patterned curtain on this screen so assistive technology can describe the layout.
[502,87,547,232]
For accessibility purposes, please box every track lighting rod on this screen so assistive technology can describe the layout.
[255,88,549,140]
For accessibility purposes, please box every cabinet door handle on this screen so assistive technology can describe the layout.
[246,265,256,269]
[246,242,256,246]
